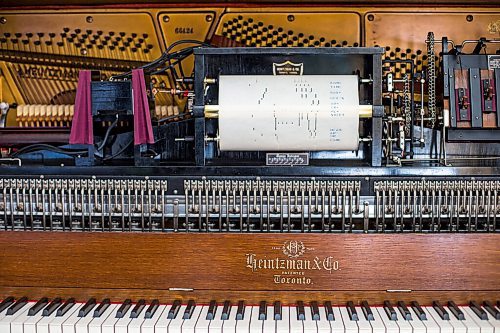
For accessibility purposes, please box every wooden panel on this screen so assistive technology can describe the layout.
[2,1,499,7]
[1,287,498,306]
[0,232,498,294]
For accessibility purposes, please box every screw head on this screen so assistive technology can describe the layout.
[205,15,213,22]
[86,16,93,23]
[0,17,6,24]
[163,15,170,23]
[466,15,473,22]
[287,15,295,22]
[367,14,375,21]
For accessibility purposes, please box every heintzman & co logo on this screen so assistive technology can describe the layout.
[245,240,340,285]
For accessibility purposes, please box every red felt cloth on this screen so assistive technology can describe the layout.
[69,70,93,144]
[132,68,154,145]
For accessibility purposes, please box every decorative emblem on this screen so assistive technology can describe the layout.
[488,20,500,34]
[282,240,306,258]
[273,61,303,75]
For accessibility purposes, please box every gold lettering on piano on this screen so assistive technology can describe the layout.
[245,241,340,285]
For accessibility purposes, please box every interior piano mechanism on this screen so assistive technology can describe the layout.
[0,0,498,331]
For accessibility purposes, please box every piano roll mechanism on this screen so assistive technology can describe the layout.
[0,0,499,332]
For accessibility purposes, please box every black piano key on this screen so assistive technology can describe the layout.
[324,301,335,321]
[470,301,488,320]
[183,300,196,320]
[411,301,427,320]
[78,298,97,317]
[274,301,282,320]
[131,299,146,318]
[383,300,397,320]
[144,299,159,319]
[448,301,465,320]
[6,297,28,315]
[236,300,245,320]
[432,301,449,320]
[28,297,49,316]
[93,299,111,318]
[0,297,15,314]
[115,299,132,318]
[361,301,374,321]
[56,298,75,317]
[168,300,181,319]
[297,301,305,320]
[347,301,358,321]
[43,297,62,316]
[259,301,267,320]
[221,301,231,320]
[207,300,217,320]
[311,301,320,321]
[483,301,500,320]
[397,301,412,320]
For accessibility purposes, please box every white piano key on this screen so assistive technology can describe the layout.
[48,303,83,333]
[356,306,372,333]
[462,306,494,333]
[290,306,303,333]
[35,304,60,333]
[339,307,358,333]
[127,308,146,333]
[330,307,345,333]
[114,301,138,333]
[223,306,238,333]
[197,305,212,333]
[419,307,440,333]
[370,307,387,333]
[276,306,289,333]
[75,305,96,333]
[395,307,412,333]
[101,302,127,333]
[11,302,39,333]
[408,307,427,333]
[62,304,86,333]
[263,306,276,333]
[375,307,398,333]
[0,303,13,330]
[444,306,468,333]
[250,306,263,333]
[211,304,225,333]
[183,305,204,333]
[303,306,318,333]
[154,304,174,332]
[483,306,500,333]
[0,302,30,333]
[141,304,168,333]
[316,307,331,333]
[425,306,452,333]
[22,304,46,333]
[235,306,252,333]
[88,304,119,333]
[169,305,187,333]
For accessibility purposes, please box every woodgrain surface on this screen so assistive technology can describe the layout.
[0,232,498,304]
[1,287,498,306]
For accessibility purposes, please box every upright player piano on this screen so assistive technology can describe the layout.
[0,0,498,332]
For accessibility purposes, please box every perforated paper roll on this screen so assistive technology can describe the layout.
[218,75,360,151]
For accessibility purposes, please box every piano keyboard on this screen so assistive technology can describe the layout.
[0,298,499,333]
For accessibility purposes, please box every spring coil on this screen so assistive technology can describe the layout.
[427,32,437,128]
[403,74,411,136]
